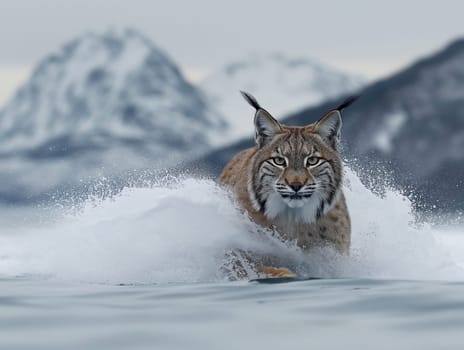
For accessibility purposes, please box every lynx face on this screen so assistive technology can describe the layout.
[243,92,344,224]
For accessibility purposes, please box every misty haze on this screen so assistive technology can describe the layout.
[0,2,463,350]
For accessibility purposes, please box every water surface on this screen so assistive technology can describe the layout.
[2,277,464,350]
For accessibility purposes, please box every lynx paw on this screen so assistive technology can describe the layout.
[258,266,296,278]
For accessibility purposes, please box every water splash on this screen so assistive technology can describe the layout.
[0,168,462,284]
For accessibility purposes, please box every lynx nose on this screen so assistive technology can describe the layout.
[289,182,303,192]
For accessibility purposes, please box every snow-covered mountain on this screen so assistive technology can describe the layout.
[0,28,226,155]
[0,29,227,202]
[201,53,365,142]
[336,39,464,213]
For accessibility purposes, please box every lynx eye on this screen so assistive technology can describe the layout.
[306,156,320,167]
[272,156,286,167]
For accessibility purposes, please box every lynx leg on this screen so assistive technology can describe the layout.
[257,266,296,278]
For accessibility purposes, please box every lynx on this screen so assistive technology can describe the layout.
[220,92,356,278]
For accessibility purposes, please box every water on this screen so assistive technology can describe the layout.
[1,168,464,349]
[2,278,464,349]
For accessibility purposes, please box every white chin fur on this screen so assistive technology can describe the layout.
[285,199,305,208]
[264,192,320,224]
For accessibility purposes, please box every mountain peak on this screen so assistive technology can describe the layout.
[0,28,225,155]
[219,52,361,79]
[201,52,365,142]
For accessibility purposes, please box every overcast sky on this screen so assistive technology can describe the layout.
[0,0,463,106]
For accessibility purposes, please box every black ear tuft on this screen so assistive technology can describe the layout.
[239,91,282,147]
[335,95,359,111]
[240,91,261,110]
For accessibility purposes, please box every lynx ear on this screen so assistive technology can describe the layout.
[240,91,282,147]
[254,109,283,147]
[314,110,342,149]
[314,95,359,149]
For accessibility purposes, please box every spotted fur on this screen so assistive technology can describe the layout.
[220,92,355,253]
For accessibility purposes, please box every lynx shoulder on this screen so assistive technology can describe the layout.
[220,92,357,253]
